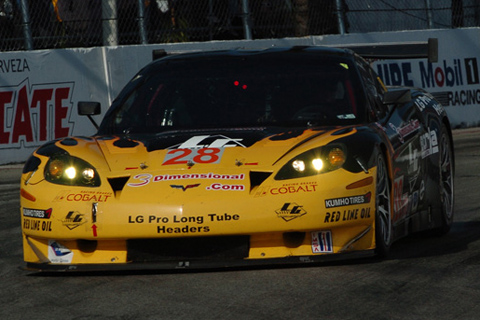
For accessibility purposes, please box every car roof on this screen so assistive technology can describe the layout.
[150,46,356,66]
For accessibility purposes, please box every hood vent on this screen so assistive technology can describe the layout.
[108,176,130,195]
[249,171,272,191]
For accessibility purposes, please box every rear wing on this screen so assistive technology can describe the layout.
[339,38,438,63]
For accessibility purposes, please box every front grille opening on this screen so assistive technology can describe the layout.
[108,176,130,193]
[283,232,306,248]
[249,171,272,190]
[127,236,250,262]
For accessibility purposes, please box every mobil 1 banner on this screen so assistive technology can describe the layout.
[373,56,480,127]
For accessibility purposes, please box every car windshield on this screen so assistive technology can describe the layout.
[100,53,365,134]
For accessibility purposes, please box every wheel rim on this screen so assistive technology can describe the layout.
[440,131,454,220]
[376,155,392,246]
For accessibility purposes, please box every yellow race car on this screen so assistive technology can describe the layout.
[20,44,454,271]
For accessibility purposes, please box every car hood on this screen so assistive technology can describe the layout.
[86,127,354,173]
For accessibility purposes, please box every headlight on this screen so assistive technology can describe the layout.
[275,145,346,180]
[44,155,101,186]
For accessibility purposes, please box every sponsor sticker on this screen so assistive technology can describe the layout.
[275,203,307,221]
[324,192,371,208]
[48,240,74,264]
[389,119,420,142]
[311,231,333,253]
[128,172,245,187]
[60,211,87,230]
[420,129,439,158]
[23,208,52,219]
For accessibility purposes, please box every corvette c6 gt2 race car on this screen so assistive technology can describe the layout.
[20,41,454,271]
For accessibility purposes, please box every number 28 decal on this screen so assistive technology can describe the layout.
[163,147,224,165]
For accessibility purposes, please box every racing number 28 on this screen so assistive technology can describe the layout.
[163,148,222,165]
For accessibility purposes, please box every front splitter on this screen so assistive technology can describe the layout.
[24,249,376,273]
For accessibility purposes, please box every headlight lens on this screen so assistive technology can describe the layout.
[275,145,346,180]
[45,155,101,186]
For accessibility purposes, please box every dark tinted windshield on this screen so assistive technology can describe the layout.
[100,52,365,134]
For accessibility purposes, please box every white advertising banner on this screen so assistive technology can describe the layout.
[0,28,479,164]
[0,48,111,164]
[320,28,480,128]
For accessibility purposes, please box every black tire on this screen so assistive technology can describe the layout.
[433,125,454,235]
[375,151,392,257]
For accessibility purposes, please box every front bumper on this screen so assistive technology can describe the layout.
[21,165,377,271]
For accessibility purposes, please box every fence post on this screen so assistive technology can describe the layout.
[335,0,346,35]
[19,0,33,50]
[241,0,252,40]
[137,0,147,44]
[425,0,434,28]
[102,0,118,46]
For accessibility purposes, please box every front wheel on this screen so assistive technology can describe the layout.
[375,152,392,257]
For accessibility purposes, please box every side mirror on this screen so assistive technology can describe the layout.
[78,101,101,129]
[383,89,411,105]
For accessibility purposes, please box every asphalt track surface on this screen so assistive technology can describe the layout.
[1,128,480,320]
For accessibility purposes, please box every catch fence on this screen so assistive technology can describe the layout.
[1,0,479,51]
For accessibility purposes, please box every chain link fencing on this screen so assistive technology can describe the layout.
[1,0,479,52]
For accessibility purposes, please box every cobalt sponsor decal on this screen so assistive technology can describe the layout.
[311,231,333,253]
[128,172,245,187]
[53,190,113,202]
[128,213,240,234]
[254,182,318,197]
[163,135,246,165]
[0,79,74,148]
[275,202,307,221]
[376,58,480,107]
[325,192,371,208]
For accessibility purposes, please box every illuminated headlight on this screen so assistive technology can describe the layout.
[311,158,324,171]
[45,155,101,186]
[292,160,306,172]
[275,145,346,180]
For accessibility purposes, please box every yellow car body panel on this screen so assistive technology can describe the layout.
[21,128,378,269]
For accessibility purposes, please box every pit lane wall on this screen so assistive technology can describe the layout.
[1,28,479,165]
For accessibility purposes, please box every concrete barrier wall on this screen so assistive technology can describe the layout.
[1,28,479,164]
